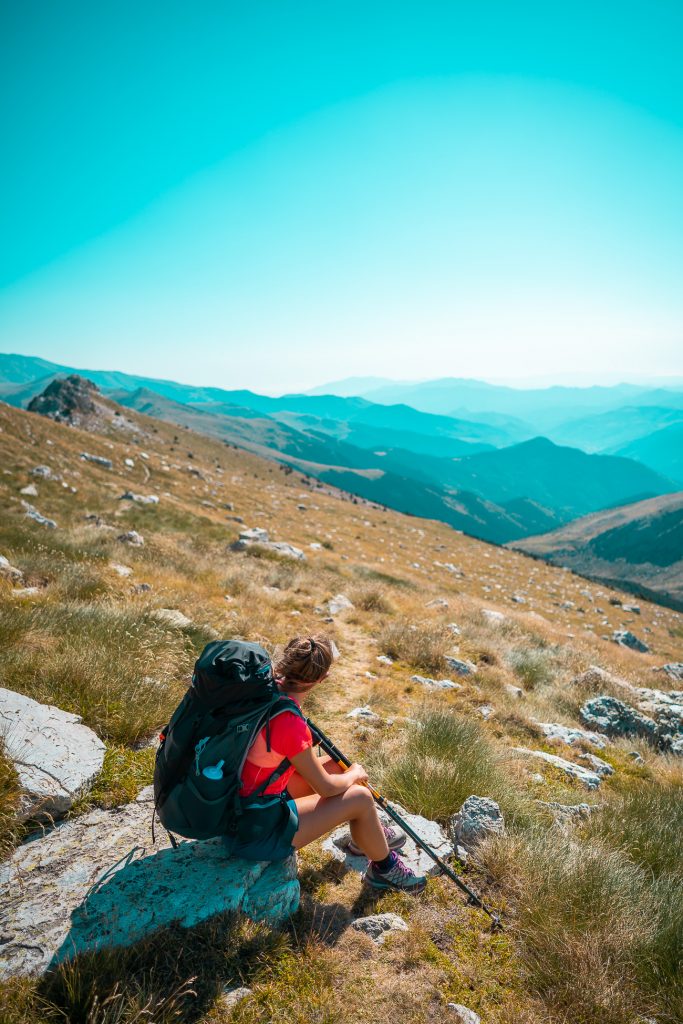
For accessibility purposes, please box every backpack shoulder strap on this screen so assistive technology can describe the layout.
[245,695,309,799]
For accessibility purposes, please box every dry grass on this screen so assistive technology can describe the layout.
[377,617,453,675]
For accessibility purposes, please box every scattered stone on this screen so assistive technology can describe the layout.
[425,597,449,608]
[119,491,159,505]
[612,630,649,653]
[124,457,135,468]
[577,752,614,777]
[511,594,526,604]
[476,704,495,719]
[80,452,113,469]
[229,527,306,560]
[505,684,524,699]
[351,913,408,944]
[580,696,657,741]
[153,608,192,628]
[346,706,381,722]
[309,542,322,550]
[109,562,133,577]
[449,796,505,850]
[234,526,269,545]
[0,788,298,979]
[447,1005,481,1024]
[328,594,354,616]
[19,483,38,496]
[482,609,506,625]
[559,600,575,610]
[622,604,641,615]
[444,656,477,676]
[220,986,252,1010]
[117,530,144,546]
[21,501,56,529]
[377,655,393,666]
[0,556,23,583]
[30,465,54,479]
[323,803,453,876]
[0,689,105,820]
[512,748,602,789]
[410,674,461,690]
[133,583,152,594]
[535,721,609,750]
[656,663,683,682]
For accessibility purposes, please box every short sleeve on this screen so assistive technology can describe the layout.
[269,710,313,760]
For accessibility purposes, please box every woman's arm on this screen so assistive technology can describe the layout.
[289,746,368,798]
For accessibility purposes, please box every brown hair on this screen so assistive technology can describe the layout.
[274,634,335,693]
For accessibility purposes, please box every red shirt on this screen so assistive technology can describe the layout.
[239,695,313,797]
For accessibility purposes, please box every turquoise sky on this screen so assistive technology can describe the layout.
[1,1,682,392]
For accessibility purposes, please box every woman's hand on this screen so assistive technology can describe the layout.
[346,762,369,786]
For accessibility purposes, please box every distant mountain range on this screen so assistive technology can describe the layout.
[1,353,680,547]
[508,490,683,611]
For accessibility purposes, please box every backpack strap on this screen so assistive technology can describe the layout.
[240,694,308,801]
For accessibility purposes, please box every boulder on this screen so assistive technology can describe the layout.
[322,803,453,877]
[612,630,649,653]
[410,674,461,691]
[119,491,159,505]
[351,913,408,944]
[578,752,614,778]
[117,530,144,546]
[444,656,477,676]
[0,688,105,819]
[449,796,505,850]
[21,501,57,529]
[0,556,23,583]
[512,748,602,789]
[448,1006,481,1024]
[535,721,609,749]
[328,594,354,616]
[153,608,193,629]
[30,465,54,479]
[19,484,38,497]
[656,663,683,682]
[0,788,299,979]
[80,452,113,469]
[580,696,657,741]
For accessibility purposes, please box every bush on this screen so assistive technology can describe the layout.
[506,646,555,689]
[378,618,452,675]
[368,706,525,823]
[349,584,394,614]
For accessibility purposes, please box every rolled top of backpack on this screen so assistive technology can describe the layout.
[192,639,278,710]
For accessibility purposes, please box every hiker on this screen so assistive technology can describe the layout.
[236,634,427,894]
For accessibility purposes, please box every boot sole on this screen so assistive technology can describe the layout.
[362,874,427,895]
[346,834,407,857]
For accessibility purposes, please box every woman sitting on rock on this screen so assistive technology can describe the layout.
[235,633,427,895]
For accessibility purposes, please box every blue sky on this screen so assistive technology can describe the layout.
[1,1,682,393]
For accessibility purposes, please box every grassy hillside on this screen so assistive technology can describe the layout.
[1,394,682,1024]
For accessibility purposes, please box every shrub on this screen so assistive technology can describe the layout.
[378,618,452,675]
[368,706,525,823]
[506,646,555,689]
[349,584,394,614]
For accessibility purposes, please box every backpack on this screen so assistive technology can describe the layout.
[152,639,305,843]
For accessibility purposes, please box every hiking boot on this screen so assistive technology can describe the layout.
[363,852,427,895]
[346,823,407,857]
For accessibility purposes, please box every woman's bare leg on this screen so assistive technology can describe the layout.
[291,783,389,861]
[287,755,344,799]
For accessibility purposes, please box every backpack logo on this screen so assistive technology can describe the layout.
[236,723,251,733]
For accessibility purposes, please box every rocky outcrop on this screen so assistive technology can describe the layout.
[449,796,505,850]
[612,630,649,653]
[0,788,299,979]
[27,375,99,426]
[535,721,609,749]
[410,674,461,690]
[580,696,658,741]
[229,527,306,561]
[322,803,453,876]
[0,688,105,819]
[513,748,603,789]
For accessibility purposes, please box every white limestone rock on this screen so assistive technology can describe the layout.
[512,748,603,789]
[153,608,193,628]
[448,1005,481,1024]
[410,674,461,691]
[449,796,505,850]
[0,556,23,583]
[346,706,381,722]
[328,593,354,616]
[535,721,609,749]
[0,788,299,979]
[0,689,105,819]
[351,913,408,944]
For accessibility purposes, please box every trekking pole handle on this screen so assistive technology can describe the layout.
[305,717,503,930]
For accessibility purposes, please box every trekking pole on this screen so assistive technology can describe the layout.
[306,717,503,931]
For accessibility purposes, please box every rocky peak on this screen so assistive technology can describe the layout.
[27,375,101,426]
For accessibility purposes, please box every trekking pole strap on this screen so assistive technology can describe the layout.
[306,717,503,930]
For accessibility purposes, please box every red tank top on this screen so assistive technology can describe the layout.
[239,694,313,797]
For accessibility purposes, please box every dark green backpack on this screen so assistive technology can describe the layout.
[153,639,304,843]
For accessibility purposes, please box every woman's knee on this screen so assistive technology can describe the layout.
[345,783,375,810]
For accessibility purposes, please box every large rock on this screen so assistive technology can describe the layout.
[0,555,23,583]
[351,913,408,944]
[322,803,453,876]
[512,748,603,789]
[229,527,306,561]
[656,663,683,682]
[410,674,461,691]
[535,721,609,750]
[580,696,658,741]
[612,630,649,653]
[0,689,105,819]
[449,796,505,850]
[328,594,354,616]
[0,788,299,979]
